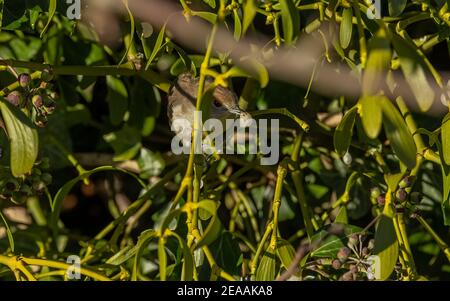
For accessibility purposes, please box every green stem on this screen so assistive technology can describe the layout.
[26,196,47,226]
[415,215,450,262]
[352,1,367,66]
[290,132,315,238]
[0,59,170,93]
[396,96,425,151]
[250,222,273,275]
[397,213,416,278]
[251,108,309,132]
[269,160,288,248]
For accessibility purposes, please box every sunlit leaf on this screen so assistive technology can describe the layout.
[279,0,300,45]
[255,248,277,280]
[193,200,222,249]
[191,11,217,24]
[145,23,166,70]
[441,113,450,166]
[242,0,256,34]
[335,207,348,224]
[389,0,407,17]
[359,94,382,139]
[440,163,450,226]
[380,97,417,169]
[118,0,135,65]
[169,231,194,281]
[334,105,358,157]
[202,0,216,9]
[362,28,391,96]
[132,229,158,280]
[0,99,38,177]
[392,33,435,112]
[233,9,242,41]
[276,238,296,271]
[340,8,353,49]
[106,245,138,265]
[311,231,344,258]
[0,210,14,252]
[373,215,398,280]
[40,0,56,38]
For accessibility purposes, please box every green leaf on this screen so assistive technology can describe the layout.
[0,210,14,252]
[106,245,138,265]
[132,229,157,280]
[335,207,348,224]
[210,231,242,276]
[391,34,435,112]
[106,76,128,126]
[384,173,404,192]
[276,239,296,271]
[233,9,242,41]
[362,28,391,96]
[380,97,417,169]
[40,0,57,38]
[194,200,222,249]
[0,99,38,177]
[441,113,450,166]
[334,105,358,157]
[389,0,407,17]
[169,231,194,281]
[340,8,353,49]
[440,113,450,225]
[202,0,216,9]
[311,231,344,258]
[373,215,399,280]
[118,0,136,65]
[359,95,382,139]
[279,0,300,45]
[440,163,450,226]
[171,43,196,76]
[145,23,166,70]
[311,224,362,258]
[137,148,165,178]
[158,208,183,235]
[255,249,277,280]
[242,0,256,34]
[191,11,217,24]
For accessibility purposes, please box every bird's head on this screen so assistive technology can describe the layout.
[172,72,250,121]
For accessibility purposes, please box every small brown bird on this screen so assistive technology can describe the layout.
[167,72,247,126]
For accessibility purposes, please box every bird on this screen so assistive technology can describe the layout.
[167,72,247,126]
[168,72,251,151]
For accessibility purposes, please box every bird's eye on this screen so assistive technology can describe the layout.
[213,99,222,108]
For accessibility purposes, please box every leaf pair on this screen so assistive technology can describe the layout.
[335,95,417,169]
[0,99,38,177]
